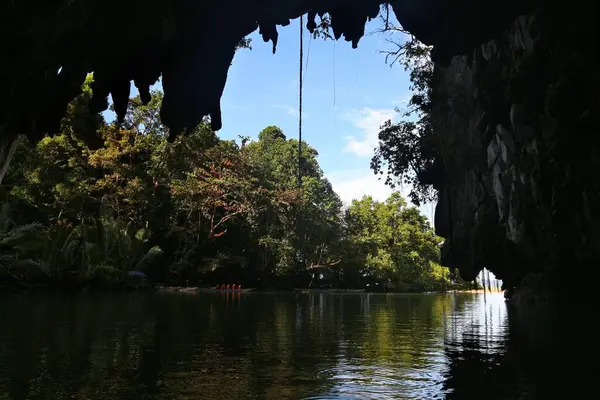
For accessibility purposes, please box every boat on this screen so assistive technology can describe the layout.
[196,287,253,293]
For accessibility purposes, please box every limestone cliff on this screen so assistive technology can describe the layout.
[432,3,598,299]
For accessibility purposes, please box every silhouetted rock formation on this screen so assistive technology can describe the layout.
[431,1,598,300]
[2,0,536,143]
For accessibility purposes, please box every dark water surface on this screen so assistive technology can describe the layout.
[0,292,569,399]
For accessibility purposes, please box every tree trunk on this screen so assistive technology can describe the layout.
[0,134,22,185]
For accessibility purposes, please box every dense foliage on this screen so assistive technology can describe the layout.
[0,75,466,292]
[342,193,453,292]
[370,16,439,206]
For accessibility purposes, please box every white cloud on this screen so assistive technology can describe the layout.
[270,104,300,118]
[326,168,436,223]
[327,169,410,205]
[341,107,396,157]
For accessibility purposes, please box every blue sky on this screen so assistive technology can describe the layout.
[219,17,434,220]
[106,16,435,222]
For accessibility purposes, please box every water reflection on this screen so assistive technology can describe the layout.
[0,292,560,399]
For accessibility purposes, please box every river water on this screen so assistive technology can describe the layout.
[0,292,569,399]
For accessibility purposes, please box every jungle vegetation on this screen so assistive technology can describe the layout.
[0,10,471,292]
[0,75,466,292]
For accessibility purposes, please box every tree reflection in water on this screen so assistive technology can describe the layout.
[0,291,574,399]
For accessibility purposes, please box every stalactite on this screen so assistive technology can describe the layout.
[1,0,540,145]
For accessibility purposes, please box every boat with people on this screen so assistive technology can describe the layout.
[196,288,253,293]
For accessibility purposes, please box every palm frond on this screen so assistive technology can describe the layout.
[0,222,44,248]
[134,245,163,271]
[62,236,82,265]
[10,258,50,276]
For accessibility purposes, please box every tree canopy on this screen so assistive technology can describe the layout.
[0,75,467,292]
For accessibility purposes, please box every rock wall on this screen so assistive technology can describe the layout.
[433,3,599,300]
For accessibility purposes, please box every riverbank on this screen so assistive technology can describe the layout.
[453,289,504,294]
[1,282,480,295]
[152,286,486,295]
[152,287,366,294]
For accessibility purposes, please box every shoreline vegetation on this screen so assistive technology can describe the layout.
[0,77,474,294]
[154,287,500,295]
[155,286,504,295]
[0,284,495,295]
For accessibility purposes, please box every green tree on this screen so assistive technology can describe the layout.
[370,16,439,206]
[343,193,449,291]
[3,74,457,291]
[244,126,343,282]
